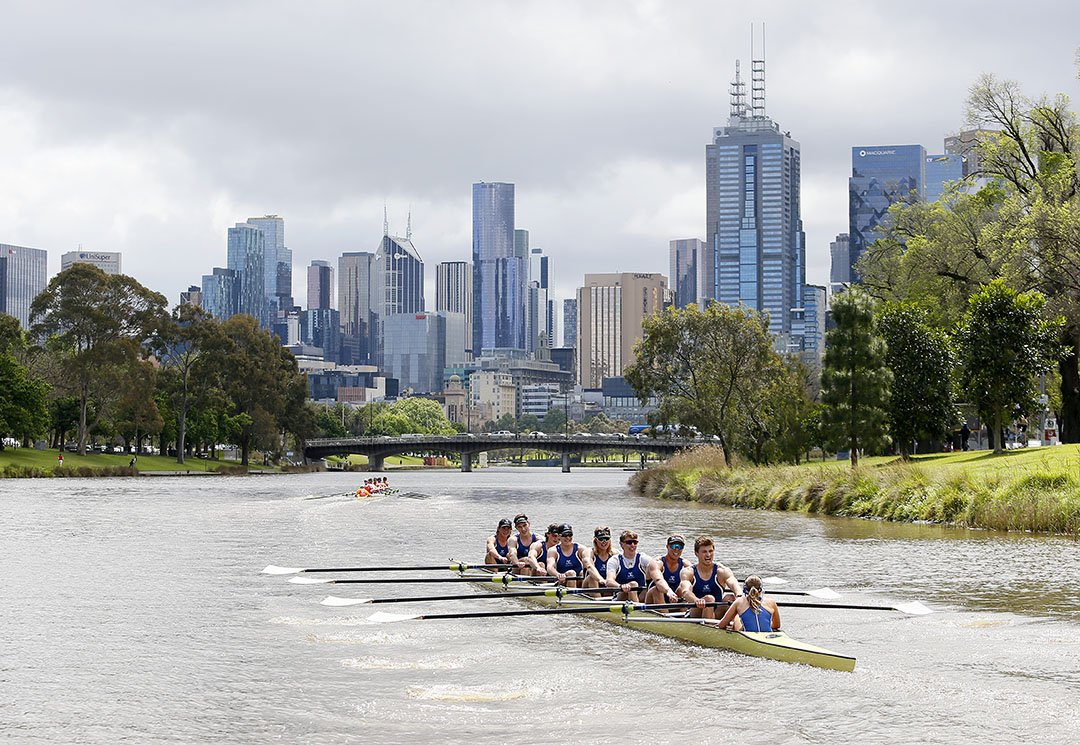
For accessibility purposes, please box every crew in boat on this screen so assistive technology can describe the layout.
[546,523,594,587]
[507,514,540,574]
[605,530,651,602]
[526,523,561,575]
[484,518,513,565]
[582,526,615,591]
[718,575,781,632]
[644,534,686,606]
[677,536,740,620]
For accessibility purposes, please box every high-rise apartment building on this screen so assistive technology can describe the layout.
[307,260,334,311]
[201,268,240,321]
[705,56,805,347]
[576,272,668,387]
[526,247,550,354]
[436,261,473,360]
[227,223,268,328]
[0,243,47,329]
[338,251,377,364]
[801,284,827,360]
[829,233,851,297]
[669,238,704,309]
[244,215,287,319]
[848,145,925,280]
[61,250,121,276]
[562,298,578,348]
[472,182,524,355]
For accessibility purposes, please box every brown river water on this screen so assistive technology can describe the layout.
[2,468,1078,743]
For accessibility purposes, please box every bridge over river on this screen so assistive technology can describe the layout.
[303,433,704,472]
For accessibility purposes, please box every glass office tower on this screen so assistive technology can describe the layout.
[848,145,925,279]
[472,182,523,355]
[227,223,268,328]
[200,267,241,321]
[0,244,47,329]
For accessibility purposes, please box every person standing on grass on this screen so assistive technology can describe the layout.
[57,451,63,467]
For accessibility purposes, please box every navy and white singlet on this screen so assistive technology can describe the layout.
[613,554,647,587]
[593,554,611,579]
[659,557,684,589]
[554,543,585,574]
[691,564,721,599]
[516,532,539,559]
[493,536,509,558]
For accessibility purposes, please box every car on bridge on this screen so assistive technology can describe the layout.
[491,430,516,437]
[528,431,547,439]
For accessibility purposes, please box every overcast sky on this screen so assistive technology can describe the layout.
[2,1,1077,312]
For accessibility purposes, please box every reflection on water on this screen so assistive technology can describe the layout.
[2,468,1080,744]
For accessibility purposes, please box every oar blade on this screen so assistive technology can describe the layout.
[262,565,303,575]
[762,576,788,585]
[367,611,421,624]
[896,601,933,616]
[289,576,332,585]
[808,587,842,600]
[321,596,372,607]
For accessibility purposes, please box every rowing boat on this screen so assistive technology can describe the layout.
[456,564,857,672]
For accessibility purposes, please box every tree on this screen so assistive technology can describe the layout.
[821,289,892,468]
[0,354,49,448]
[739,357,815,465]
[878,302,957,458]
[540,406,567,434]
[153,305,220,464]
[954,281,1063,454]
[624,302,777,467]
[389,397,456,434]
[517,413,540,433]
[30,264,167,454]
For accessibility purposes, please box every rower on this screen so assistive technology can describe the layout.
[507,514,540,574]
[718,575,781,632]
[677,536,740,620]
[484,518,513,566]
[583,526,614,591]
[605,530,651,602]
[644,534,686,606]
[546,523,593,587]
[526,523,560,575]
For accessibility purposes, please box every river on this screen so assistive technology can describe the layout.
[2,468,1078,743]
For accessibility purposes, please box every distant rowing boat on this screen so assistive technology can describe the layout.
[461,565,857,672]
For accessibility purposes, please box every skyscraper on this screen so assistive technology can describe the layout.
[829,233,851,297]
[562,298,578,348]
[338,251,376,364]
[382,311,467,394]
[925,152,964,202]
[373,231,424,365]
[436,261,473,359]
[576,272,668,387]
[669,238,704,309]
[244,215,286,320]
[179,286,202,308]
[526,247,550,354]
[705,54,805,347]
[227,223,268,328]
[200,268,240,321]
[307,260,334,311]
[60,250,121,275]
[472,182,523,355]
[0,243,47,329]
[848,145,925,279]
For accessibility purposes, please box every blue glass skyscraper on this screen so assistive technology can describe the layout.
[848,145,925,278]
[226,223,268,328]
[925,152,964,202]
[472,182,523,355]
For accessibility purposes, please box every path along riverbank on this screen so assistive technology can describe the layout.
[630,444,1080,535]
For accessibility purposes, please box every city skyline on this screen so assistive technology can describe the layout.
[1,3,1074,311]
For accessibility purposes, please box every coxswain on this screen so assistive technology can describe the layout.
[485,518,513,566]
[605,530,651,601]
[526,523,560,575]
[718,575,781,632]
[546,523,593,587]
[677,536,740,619]
[644,534,687,606]
[583,526,614,591]
[507,514,540,574]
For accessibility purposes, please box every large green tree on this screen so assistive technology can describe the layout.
[954,281,1063,454]
[624,302,778,467]
[878,302,957,458]
[0,354,49,448]
[821,289,892,468]
[30,264,167,454]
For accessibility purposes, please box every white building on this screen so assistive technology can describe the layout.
[61,250,121,275]
[520,383,561,422]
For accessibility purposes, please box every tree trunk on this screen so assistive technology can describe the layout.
[718,432,733,467]
[176,397,188,465]
[1058,338,1080,443]
[78,391,89,456]
[240,431,250,466]
[993,410,1004,455]
[850,436,859,468]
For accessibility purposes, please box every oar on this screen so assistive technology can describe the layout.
[768,588,841,600]
[366,604,643,623]
[321,586,618,607]
[262,562,513,575]
[288,573,551,586]
[779,600,932,615]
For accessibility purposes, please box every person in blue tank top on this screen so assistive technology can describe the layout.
[605,530,652,602]
[719,575,781,632]
[507,514,540,574]
[485,518,513,566]
[545,523,594,587]
[677,536,740,620]
[645,534,687,606]
[526,523,560,575]
[583,526,615,592]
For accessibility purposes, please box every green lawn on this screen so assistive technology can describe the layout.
[802,443,1080,477]
[0,447,272,474]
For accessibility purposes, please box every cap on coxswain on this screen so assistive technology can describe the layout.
[497,518,512,528]
[557,523,574,536]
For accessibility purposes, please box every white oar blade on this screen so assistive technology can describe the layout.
[289,576,332,585]
[262,565,303,575]
[808,588,842,600]
[321,596,372,607]
[762,576,788,585]
[367,611,421,624]
[896,601,933,616]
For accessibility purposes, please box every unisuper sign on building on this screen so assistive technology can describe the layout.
[79,252,115,262]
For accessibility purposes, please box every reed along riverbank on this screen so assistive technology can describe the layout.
[629,445,1080,535]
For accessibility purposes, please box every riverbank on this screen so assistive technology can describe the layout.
[0,448,276,477]
[629,445,1080,535]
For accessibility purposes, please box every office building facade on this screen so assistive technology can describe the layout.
[562,298,578,348]
[0,244,47,329]
[848,145,925,279]
[201,268,240,321]
[338,251,377,364]
[829,233,851,296]
[925,152,964,202]
[576,272,668,387]
[382,312,466,394]
[244,215,287,320]
[226,223,269,327]
[179,286,202,308]
[669,238,704,309]
[436,260,473,359]
[472,182,524,355]
[307,260,334,311]
[60,250,121,276]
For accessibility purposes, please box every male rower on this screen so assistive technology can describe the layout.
[677,536,740,619]
[583,526,615,591]
[485,518,513,566]
[507,514,540,574]
[606,530,651,602]
[644,534,687,606]
[546,523,594,587]
[526,523,561,575]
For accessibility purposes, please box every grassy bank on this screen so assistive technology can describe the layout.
[629,445,1080,535]
[0,447,274,477]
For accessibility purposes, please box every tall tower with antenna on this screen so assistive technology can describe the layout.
[705,24,808,354]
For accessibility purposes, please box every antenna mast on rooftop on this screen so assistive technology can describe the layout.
[406,209,412,240]
[751,22,766,119]
[383,204,389,237]
[729,59,747,119]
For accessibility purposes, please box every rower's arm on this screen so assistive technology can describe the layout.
[507,535,521,565]
[718,597,742,629]
[676,567,696,600]
[647,559,675,598]
[769,599,781,630]
[545,550,558,577]
[580,546,601,582]
[719,565,741,596]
